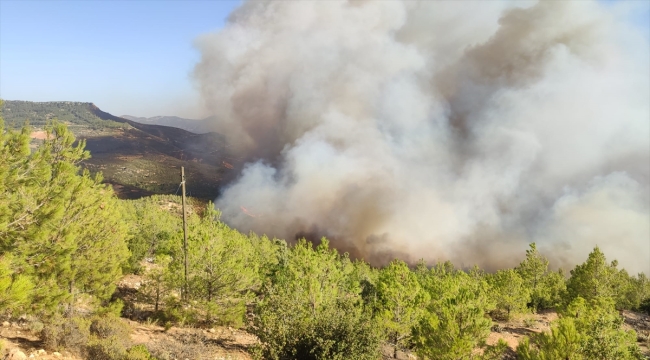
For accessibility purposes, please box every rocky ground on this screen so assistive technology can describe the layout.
[1,321,69,360]
[1,319,254,360]
[485,309,650,358]
[622,310,650,356]
[2,273,649,360]
[486,310,558,356]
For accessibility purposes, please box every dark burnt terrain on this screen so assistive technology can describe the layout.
[2,100,237,200]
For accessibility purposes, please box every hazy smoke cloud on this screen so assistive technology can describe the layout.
[194,0,650,274]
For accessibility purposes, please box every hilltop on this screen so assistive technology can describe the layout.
[1,100,236,199]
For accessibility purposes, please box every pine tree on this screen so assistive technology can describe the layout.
[413,265,494,360]
[488,269,530,319]
[375,260,429,356]
[517,297,644,359]
[566,247,621,305]
[516,243,567,311]
[0,255,33,314]
[250,239,381,360]
[121,196,181,274]
[0,113,129,316]
[185,205,260,325]
[140,255,173,312]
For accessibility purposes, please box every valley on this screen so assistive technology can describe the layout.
[1,100,233,200]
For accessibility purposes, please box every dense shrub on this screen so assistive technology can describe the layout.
[250,239,382,360]
[125,345,154,360]
[86,337,129,360]
[89,316,131,342]
[413,264,495,360]
[41,316,91,355]
[41,314,134,359]
[517,297,644,360]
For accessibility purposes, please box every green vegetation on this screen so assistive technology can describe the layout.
[1,111,648,359]
[0,100,229,200]
[250,239,382,360]
[1,100,125,129]
[413,263,496,359]
[1,105,129,317]
[376,260,428,356]
[516,242,567,311]
[488,269,530,320]
[517,297,644,359]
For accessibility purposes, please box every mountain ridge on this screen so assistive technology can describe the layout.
[1,100,235,200]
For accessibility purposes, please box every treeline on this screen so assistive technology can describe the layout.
[1,115,649,359]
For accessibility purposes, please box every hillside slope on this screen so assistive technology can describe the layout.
[1,100,235,199]
[121,114,215,134]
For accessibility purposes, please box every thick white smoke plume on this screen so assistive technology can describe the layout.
[194,0,650,273]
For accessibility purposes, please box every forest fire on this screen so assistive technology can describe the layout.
[240,205,257,218]
[197,0,649,273]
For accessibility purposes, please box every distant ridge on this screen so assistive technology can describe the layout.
[2,100,125,129]
[121,114,216,134]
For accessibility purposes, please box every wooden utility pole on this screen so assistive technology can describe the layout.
[181,166,189,301]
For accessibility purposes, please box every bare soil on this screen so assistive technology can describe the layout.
[3,273,649,360]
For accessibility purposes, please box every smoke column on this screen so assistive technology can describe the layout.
[194,0,650,274]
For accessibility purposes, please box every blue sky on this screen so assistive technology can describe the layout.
[0,0,648,118]
[0,0,240,117]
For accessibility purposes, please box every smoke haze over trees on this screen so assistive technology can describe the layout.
[192,0,650,273]
[1,111,648,358]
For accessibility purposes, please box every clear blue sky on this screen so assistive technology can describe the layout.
[0,0,647,118]
[0,0,240,118]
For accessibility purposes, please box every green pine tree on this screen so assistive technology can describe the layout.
[185,205,261,326]
[139,255,173,313]
[566,247,622,305]
[413,264,494,360]
[0,110,129,316]
[488,269,530,319]
[250,239,381,360]
[517,297,643,359]
[0,255,33,314]
[516,243,566,311]
[375,260,429,356]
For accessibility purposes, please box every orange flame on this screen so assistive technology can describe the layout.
[240,205,257,218]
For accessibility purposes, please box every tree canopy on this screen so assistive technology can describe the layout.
[0,108,129,317]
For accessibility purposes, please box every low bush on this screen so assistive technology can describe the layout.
[639,298,650,315]
[481,339,509,360]
[125,344,154,360]
[27,319,44,334]
[145,340,203,360]
[41,316,90,354]
[86,315,133,360]
[523,317,537,328]
[41,314,134,359]
[86,337,128,360]
[89,315,131,341]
